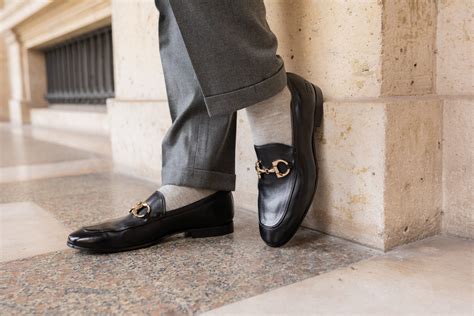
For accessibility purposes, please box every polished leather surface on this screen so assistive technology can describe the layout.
[67,191,234,252]
[256,72,323,247]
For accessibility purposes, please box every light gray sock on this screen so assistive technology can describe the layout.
[159,185,216,211]
[245,86,292,146]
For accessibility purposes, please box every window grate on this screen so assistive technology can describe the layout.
[44,26,114,105]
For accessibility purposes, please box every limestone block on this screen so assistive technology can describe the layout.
[303,101,387,249]
[381,0,437,96]
[384,99,443,249]
[107,99,170,182]
[112,0,166,100]
[265,0,383,100]
[436,0,474,95]
[442,98,474,238]
[302,99,442,250]
[30,106,109,136]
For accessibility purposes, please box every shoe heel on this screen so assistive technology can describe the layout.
[184,221,234,238]
[312,84,324,128]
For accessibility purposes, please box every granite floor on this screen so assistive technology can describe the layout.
[0,125,378,314]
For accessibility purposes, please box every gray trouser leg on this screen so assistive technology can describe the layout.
[167,0,287,116]
[157,0,237,191]
[155,0,286,191]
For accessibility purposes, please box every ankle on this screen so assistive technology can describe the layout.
[245,86,292,146]
[159,185,216,211]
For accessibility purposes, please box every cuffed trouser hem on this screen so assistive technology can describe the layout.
[204,64,287,117]
[162,167,236,191]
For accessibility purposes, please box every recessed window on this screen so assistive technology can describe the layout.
[44,26,114,105]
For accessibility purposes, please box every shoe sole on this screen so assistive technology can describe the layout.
[67,221,234,253]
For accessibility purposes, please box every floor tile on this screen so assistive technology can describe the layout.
[0,202,69,262]
[0,158,111,183]
[0,129,97,167]
[205,235,474,315]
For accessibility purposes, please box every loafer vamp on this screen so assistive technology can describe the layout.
[82,215,145,233]
[255,143,296,227]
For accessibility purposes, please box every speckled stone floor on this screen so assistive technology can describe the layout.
[0,126,378,315]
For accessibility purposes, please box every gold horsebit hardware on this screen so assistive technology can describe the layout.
[255,159,291,179]
[129,201,151,218]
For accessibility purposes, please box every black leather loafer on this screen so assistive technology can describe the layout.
[255,72,323,247]
[67,191,234,253]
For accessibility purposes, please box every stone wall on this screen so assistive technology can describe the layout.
[437,0,473,239]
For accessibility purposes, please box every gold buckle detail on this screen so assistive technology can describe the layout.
[255,159,291,179]
[129,201,151,218]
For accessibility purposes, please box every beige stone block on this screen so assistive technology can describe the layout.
[436,0,474,95]
[381,0,437,96]
[30,105,109,135]
[107,98,170,183]
[112,0,166,101]
[384,99,443,249]
[442,98,474,238]
[303,99,442,250]
[265,0,383,100]
[303,101,387,249]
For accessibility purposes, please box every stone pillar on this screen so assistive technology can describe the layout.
[22,48,47,110]
[4,31,29,124]
[437,0,474,239]
[0,35,9,121]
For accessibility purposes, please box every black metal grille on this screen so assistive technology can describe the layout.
[44,26,114,104]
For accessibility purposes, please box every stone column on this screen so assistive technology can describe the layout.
[5,30,29,124]
[0,35,9,121]
[437,0,474,239]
